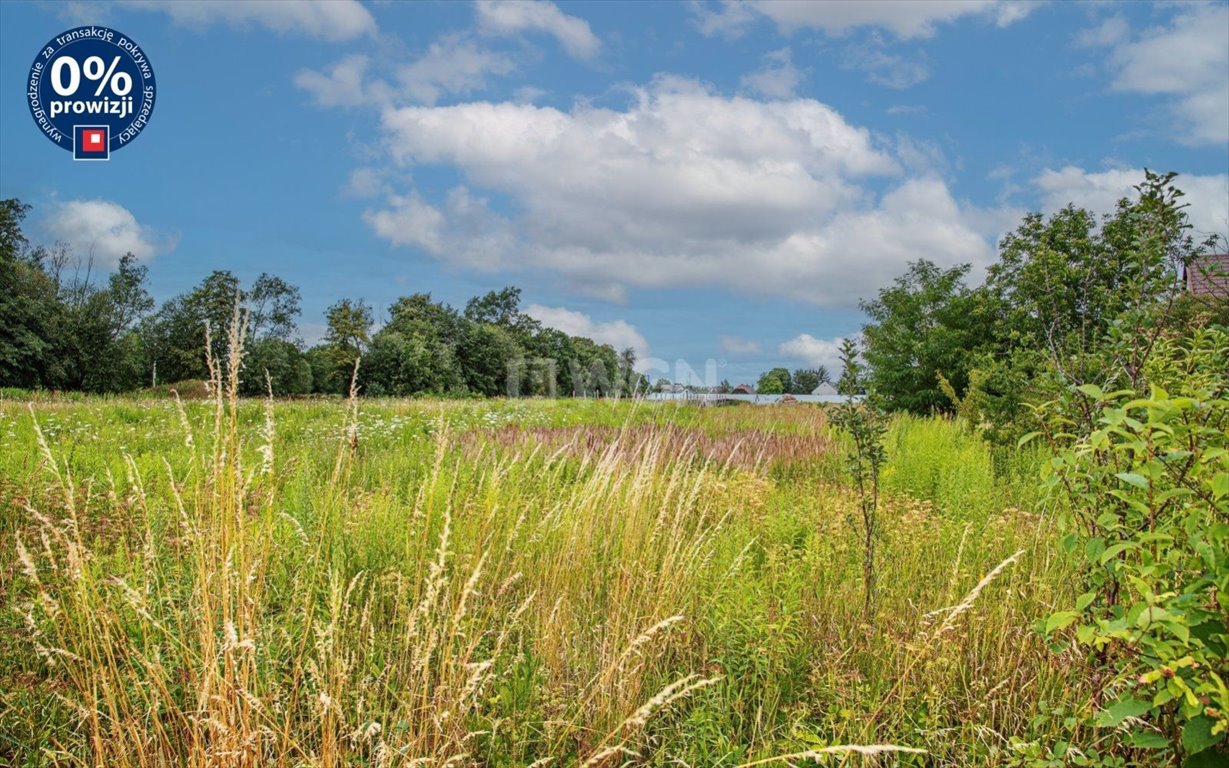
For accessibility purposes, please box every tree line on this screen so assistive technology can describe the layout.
[853,170,1226,442]
[1,199,647,398]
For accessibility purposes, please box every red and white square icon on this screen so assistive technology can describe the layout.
[74,125,110,161]
[82,130,105,150]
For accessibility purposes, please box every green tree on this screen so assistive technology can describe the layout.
[247,273,301,342]
[756,367,790,394]
[458,321,521,396]
[790,367,830,394]
[464,286,540,341]
[0,199,67,388]
[145,271,242,384]
[321,298,373,393]
[73,254,155,392]
[860,260,992,414]
[986,171,1210,391]
[617,347,646,397]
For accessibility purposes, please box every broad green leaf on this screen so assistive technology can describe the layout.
[1099,542,1139,564]
[1077,383,1105,400]
[1182,715,1224,754]
[1125,729,1170,749]
[1095,696,1151,727]
[1046,611,1079,635]
[1160,620,1189,644]
[1185,749,1228,768]
[1212,472,1229,500]
[1116,472,1150,489]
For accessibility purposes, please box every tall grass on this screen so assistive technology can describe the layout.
[2,344,1093,765]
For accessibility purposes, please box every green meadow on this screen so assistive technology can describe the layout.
[1,388,1100,767]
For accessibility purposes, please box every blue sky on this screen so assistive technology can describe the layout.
[2,0,1227,386]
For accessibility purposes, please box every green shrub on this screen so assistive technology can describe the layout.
[1035,327,1229,763]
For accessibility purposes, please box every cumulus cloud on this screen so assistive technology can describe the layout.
[475,0,601,59]
[365,76,1010,305]
[741,48,803,98]
[719,336,764,358]
[399,35,517,104]
[297,36,518,108]
[1085,5,1229,146]
[1075,14,1128,48]
[295,54,373,107]
[525,304,650,359]
[695,0,1034,40]
[295,2,596,110]
[1034,166,1229,241]
[364,187,515,270]
[116,0,375,41]
[44,199,169,267]
[778,333,845,372]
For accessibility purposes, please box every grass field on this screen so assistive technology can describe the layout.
[0,384,1098,766]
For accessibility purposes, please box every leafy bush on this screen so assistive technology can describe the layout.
[1035,327,1228,763]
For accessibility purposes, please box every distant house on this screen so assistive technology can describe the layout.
[811,382,838,396]
[1186,253,1229,298]
[731,383,753,395]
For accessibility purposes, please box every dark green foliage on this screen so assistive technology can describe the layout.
[0,200,631,400]
[756,367,791,394]
[0,200,65,388]
[789,367,829,395]
[241,338,313,396]
[859,171,1222,444]
[343,288,628,398]
[860,260,993,414]
[318,297,373,394]
[1,200,157,392]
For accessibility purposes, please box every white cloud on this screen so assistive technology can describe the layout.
[1075,14,1128,48]
[367,76,1009,306]
[399,35,517,104]
[344,167,391,198]
[696,0,1035,40]
[692,0,759,39]
[719,335,764,358]
[475,0,601,59]
[842,35,929,89]
[295,54,372,107]
[778,333,844,373]
[1088,5,1229,146]
[363,191,446,253]
[525,304,650,359]
[44,200,169,267]
[116,0,375,41]
[741,48,803,98]
[1034,166,1229,241]
[364,187,515,270]
[297,36,517,108]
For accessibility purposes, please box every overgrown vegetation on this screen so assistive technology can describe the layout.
[4,357,1074,766]
[2,174,1226,766]
[1032,327,1228,763]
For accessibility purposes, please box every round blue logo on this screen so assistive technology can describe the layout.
[26,26,156,161]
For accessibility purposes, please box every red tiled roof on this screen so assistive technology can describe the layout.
[1187,253,1229,297]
